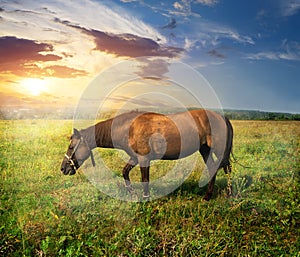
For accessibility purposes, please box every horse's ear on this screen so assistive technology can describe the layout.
[73,128,80,136]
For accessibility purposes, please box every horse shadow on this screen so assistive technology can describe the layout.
[166,175,253,200]
[175,178,228,199]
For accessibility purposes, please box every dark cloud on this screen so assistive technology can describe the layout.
[135,58,170,79]
[86,29,183,58]
[0,36,61,64]
[162,18,177,29]
[41,7,57,15]
[0,36,87,78]
[207,49,225,58]
[55,18,183,58]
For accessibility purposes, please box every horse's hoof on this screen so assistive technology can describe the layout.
[203,194,212,201]
[125,185,133,193]
[142,194,150,201]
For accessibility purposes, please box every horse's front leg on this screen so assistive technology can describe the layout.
[140,165,150,200]
[122,157,137,192]
[138,157,150,200]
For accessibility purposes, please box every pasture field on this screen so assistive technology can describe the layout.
[0,119,299,256]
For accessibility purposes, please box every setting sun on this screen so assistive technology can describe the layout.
[20,78,47,96]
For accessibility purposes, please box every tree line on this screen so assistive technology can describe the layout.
[0,108,299,120]
[223,109,300,121]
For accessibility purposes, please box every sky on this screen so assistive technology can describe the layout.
[0,0,300,114]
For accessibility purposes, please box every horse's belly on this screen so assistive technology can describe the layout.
[159,134,200,160]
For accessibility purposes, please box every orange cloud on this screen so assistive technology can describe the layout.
[39,65,88,78]
[0,36,87,78]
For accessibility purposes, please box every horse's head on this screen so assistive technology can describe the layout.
[60,128,93,175]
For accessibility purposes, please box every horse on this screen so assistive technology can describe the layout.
[60,109,233,200]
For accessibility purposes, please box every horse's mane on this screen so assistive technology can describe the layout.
[80,111,144,148]
[109,110,145,127]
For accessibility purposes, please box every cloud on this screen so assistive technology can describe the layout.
[0,0,171,67]
[88,30,183,58]
[105,95,171,108]
[56,20,183,58]
[48,0,165,42]
[41,65,88,78]
[210,26,254,45]
[170,0,218,17]
[194,0,218,6]
[207,49,225,58]
[0,91,65,108]
[0,36,88,78]
[172,0,200,17]
[184,38,197,51]
[174,1,185,10]
[246,51,300,61]
[0,36,61,64]
[245,40,300,61]
[135,58,171,78]
[180,19,254,55]
[258,0,300,18]
[281,0,300,16]
[115,1,253,56]
[245,52,279,61]
[162,18,177,29]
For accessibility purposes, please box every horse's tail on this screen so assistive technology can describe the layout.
[221,117,253,170]
[220,116,233,174]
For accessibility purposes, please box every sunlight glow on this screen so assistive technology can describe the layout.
[21,78,47,96]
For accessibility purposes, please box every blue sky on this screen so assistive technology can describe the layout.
[112,0,300,112]
[0,0,299,113]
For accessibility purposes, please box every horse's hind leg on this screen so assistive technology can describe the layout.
[200,144,218,200]
[205,174,217,201]
[122,157,137,192]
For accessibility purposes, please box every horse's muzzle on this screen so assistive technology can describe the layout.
[60,166,76,175]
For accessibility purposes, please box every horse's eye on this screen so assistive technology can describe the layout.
[69,145,74,150]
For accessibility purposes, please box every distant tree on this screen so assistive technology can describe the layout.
[292,114,300,121]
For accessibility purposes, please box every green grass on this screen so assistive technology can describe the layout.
[0,120,299,256]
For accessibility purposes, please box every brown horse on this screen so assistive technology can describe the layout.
[61,109,233,200]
